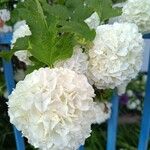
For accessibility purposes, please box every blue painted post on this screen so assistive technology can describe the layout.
[107,92,119,150]
[0,33,25,150]
[138,42,150,150]
[0,32,12,44]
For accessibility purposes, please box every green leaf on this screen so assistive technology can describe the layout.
[100,0,122,21]
[25,57,46,74]
[47,4,70,20]
[11,0,76,66]
[50,34,74,64]
[60,21,96,42]
[10,0,98,66]
[65,0,83,11]
[13,37,29,51]
[70,5,93,22]
[85,0,121,22]
[65,0,93,22]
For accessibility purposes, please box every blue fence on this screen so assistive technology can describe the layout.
[0,32,150,150]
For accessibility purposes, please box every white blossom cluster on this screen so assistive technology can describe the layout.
[54,46,89,74]
[0,9,10,22]
[11,20,32,65]
[6,1,147,149]
[121,0,150,33]
[11,20,31,46]
[0,9,12,33]
[8,67,111,150]
[87,23,144,94]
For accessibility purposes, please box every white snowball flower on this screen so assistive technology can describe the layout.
[84,12,100,29]
[121,0,150,33]
[54,46,89,74]
[11,20,32,46]
[12,21,32,65]
[0,9,10,22]
[8,67,110,150]
[14,50,33,66]
[87,23,144,93]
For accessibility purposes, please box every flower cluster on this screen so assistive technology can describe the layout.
[0,9,12,33]
[11,20,32,65]
[121,0,150,33]
[0,9,10,22]
[8,68,111,150]
[4,0,148,149]
[54,46,89,74]
[11,20,31,46]
[87,23,143,94]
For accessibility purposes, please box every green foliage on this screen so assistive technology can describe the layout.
[10,0,70,65]
[6,0,95,66]
[0,0,9,8]
[0,0,121,67]
[95,89,113,102]
[0,0,17,9]
[85,124,107,150]
[85,0,121,22]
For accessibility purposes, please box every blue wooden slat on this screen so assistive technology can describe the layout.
[0,33,25,150]
[138,48,150,150]
[0,32,12,44]
[107,92,119,150]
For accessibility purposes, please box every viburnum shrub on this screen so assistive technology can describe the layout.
[0,0,149,149]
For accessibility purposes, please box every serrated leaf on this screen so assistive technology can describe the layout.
[47,4,70,20]
[70,5,93,22]
[51,34,74,63]
[25,58,45,74]
[10,0,97,66]
[100,0,122,21]
[12,37,29,50]
[85,0,121,22]
[11,0,75,66]
[60,21,96,41]
[65,0,93,22]
[65,0,83,11]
